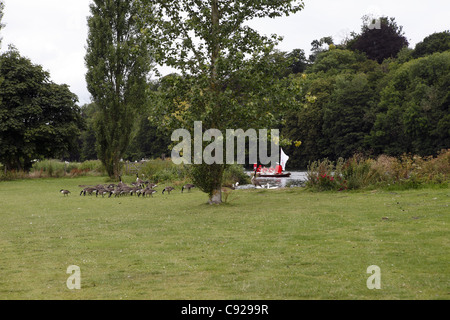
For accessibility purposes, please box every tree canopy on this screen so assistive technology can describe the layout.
[369,51,450,156]
[412,30,450,59]
[349,16,409,63]
[0,47,84,171]
[282,22,449,169]
[139,0,305,203]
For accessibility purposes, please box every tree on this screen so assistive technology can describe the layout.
[79,103,100,161]
[307,47,367,75]
[321,72,377,159]
[282,49,384,167]
[0,47,84,171]
[369,51,450,156]
[412,31,450,59]
[125,115,171,161]
[285,48,309,74]
[282,75,330,169]
[309,36,334,62]
[85,0,152,179]
[140,0,305,204]
[349,16,409,63]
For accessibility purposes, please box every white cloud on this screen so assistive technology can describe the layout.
[2,0,91,104]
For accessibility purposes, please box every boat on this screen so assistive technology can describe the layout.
[253,148,291,178]
[258,172,291,178]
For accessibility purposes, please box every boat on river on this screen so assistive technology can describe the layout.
[254,148,291,178]
[257,172,291,178]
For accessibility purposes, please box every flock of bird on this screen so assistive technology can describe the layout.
[59,169,274,197]
[59,174,195,198]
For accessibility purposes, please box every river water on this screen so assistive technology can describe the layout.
[237,171,308,189]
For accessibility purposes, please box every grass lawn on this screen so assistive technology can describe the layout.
[0,176,448,300]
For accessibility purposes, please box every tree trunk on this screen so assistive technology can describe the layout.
[209,187,222,205]
[205,0,222,205]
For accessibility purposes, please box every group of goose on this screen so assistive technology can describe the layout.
[60,174,195,198]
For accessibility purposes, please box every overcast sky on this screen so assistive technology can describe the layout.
[1,0,449,105]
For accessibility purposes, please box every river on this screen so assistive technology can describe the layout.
[237,171,308,189]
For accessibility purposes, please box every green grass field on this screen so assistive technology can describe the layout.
[0,176,448,300]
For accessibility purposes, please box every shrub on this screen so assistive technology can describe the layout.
[139,159,190,184]
[222,164,251,186]
[306,150,449,191]
[338,155,380,189]
[79,160,106,175]
[0,159,108,180]
[418,149,450,183]
[31,160,67,178]
[306,158,347,191]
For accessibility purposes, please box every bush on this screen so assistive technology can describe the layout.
[222,164,251,186]
[31,160,69,178]
[139,159,190,184]
[0,159,107,180]
[78,160,105,173]
[306,150,450,191]
[337,155,380,190]
[306,158,348,191]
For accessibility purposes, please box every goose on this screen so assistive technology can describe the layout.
[80,187,97,196]
[181,184,195,193]
[119,186,133,196]
[136,173,145,187]
[142,189,157,197]
[60,189,70,196]
[251,174,262,188]
[117,176,127,188]
[141,175,150,187]
[251,165,263,188]
[108,188,121,198]
[97,188,109,198]
[162,186,175,194]
[136,188,145,197]
[130,187,140,196]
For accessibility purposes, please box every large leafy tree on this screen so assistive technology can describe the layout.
[139,0,305,204]
[0,47,84,171]
[282,48,384,168]
[85,0,152,179]
[369,51,450,156]
[349,16,409,63]
[412,31,450,59]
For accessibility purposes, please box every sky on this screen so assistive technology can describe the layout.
[1,0,449,106]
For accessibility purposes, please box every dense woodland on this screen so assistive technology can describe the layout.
[1,12,449,171]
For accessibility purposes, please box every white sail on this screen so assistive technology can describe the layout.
[280,148,289,171]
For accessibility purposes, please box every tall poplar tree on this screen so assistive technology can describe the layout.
[140,0,305,204]
[85,0,152,179]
